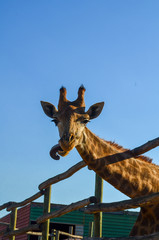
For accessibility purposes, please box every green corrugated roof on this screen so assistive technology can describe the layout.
[30,202,138,237]
[102,213,137,237]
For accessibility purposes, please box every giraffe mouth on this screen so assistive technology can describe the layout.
[50,144,67,160]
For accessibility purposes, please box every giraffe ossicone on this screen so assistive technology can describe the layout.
[41,86,159,236]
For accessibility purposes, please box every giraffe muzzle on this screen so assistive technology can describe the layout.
[59,132,75,149]
[62,133,75,143]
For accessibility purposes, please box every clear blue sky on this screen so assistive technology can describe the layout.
[1,1,159,217]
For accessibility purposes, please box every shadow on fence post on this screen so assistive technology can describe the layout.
[94,174,103,238]
[42,186,51,240]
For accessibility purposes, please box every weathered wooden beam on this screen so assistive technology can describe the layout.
[131,137,159,157]
[83,231,159,239]
[27,231,42,236]
[1,137,158,213]
[39,160,86,190]
[104,137,159,165]
[9,208,17,240]
[0,202,15,211]
[84,192,159,214]
[42,186,52,240]
[50,229,82,240]
[94,174,103,238]
[4,224,40,237]
[7,190,44,211]
[37,196,97,224]
[57,230,83,239]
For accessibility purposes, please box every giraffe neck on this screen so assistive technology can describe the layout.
[76,127,159,198]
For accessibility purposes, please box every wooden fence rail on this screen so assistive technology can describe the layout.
[3,224,40,238]
[0,137,159,239]
[0,161,87,213]
[51,229,83,240]
[37,196,97,224]
[7,190,45,211]
[0,202,15,211]
[39,160,86,190]
[84,192,159,214]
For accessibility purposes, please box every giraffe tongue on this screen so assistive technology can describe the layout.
[50,144,64,160]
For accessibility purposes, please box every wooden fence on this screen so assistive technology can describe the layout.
[0,137,159,240]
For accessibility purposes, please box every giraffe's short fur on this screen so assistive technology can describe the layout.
[41,86,159,236]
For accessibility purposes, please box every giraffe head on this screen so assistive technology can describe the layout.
[41,86,104,159]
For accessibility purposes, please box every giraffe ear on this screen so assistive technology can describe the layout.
[41,101,58,118]
[86,102,104,119]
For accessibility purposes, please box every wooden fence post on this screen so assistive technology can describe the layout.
[42,186,51,240]
[94,173,103,237]
[9,208,17,240]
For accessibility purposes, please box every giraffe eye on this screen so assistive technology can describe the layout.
[51,118,59,126]
[81,119,90,124]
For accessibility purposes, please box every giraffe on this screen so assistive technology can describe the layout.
[41,86,159,236]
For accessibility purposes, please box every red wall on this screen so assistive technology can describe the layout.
[0,213,10,240]
[0,204,30,240]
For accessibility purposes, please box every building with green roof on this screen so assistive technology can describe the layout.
[30,202,138,239]
[0,202,138,240]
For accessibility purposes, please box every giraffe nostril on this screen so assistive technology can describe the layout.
[62,133,74,143]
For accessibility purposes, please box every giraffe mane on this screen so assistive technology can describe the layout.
[107,140,153,163]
